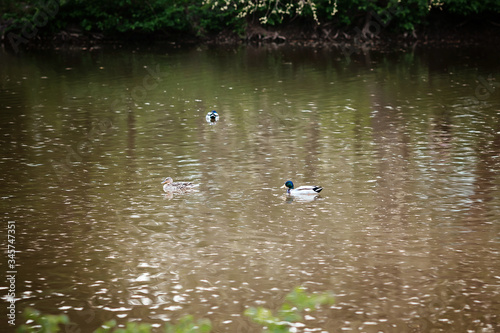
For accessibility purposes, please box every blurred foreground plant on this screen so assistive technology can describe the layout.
[244,286,335,332]
[16,308,69,333]
[16,287,333,333]
[16,309,211,333]
[163,315,212,333]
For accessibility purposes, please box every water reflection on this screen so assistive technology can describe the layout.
[1,44,499,332]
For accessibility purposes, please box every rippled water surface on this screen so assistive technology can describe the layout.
[1,44,500,332]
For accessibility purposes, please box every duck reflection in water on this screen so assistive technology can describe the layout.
[283,195,321,203]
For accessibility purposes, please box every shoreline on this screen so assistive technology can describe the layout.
[2,20,500,52]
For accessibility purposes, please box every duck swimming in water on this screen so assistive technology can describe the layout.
[206,110,219,122]
[161,177,197,192]
[281,180,323,196]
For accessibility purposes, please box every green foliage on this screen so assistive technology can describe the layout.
[16,308,70,333]
[94,320,153,333]
[207,0,500,32]
[244,307,290,333]
[440,0,500,15]
[381,0,428,32]
[54,0,197,33]
[244,286,335,333]
[164,315,212,333]
[0,0,40,36]
[16,288,332,333]
[1,0,498,41]
[16,309,212,333]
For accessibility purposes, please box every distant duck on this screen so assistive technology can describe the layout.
[161,177,197,192]
[206,110,219,123]
[281,180,323,196]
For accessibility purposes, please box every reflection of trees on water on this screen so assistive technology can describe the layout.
[369,93,410,224]
[363,54,500,331]
[467,115,500,238]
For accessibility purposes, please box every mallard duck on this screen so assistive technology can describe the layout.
[161,177,196,192]
[281,180,323,196]
[206,110,219,122]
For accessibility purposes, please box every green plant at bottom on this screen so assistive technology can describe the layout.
[244,286,335,332]
[16,308,69,333]
[16,310,211,333]
[94,320,154,333]
[164,315,212,333]
[94,317,211,333]
[16,286,333,333]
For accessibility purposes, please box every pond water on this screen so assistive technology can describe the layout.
[1,43,500,332]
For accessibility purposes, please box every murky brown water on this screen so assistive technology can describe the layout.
[1,44,500,332]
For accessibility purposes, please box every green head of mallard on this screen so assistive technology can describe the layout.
[281,180,294,194]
